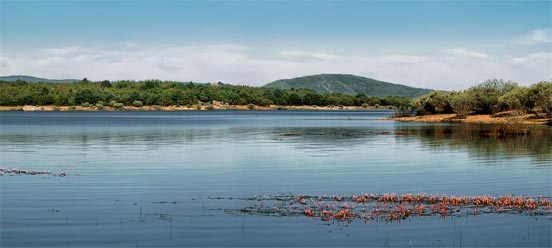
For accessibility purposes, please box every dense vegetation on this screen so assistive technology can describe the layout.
[0,80,412,108]
[264,74,432,97]
[412,79,552,118]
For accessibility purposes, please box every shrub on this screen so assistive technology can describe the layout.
[95,103,104,110]
[109,101,117,107]
[449,93,474,118]
[81,102,91,107]
[247,103,255,110]
[414,91,452,114]
[497,87,532,114]
[113,102,124,109]
[361,103,369,108]
[100,80,112,88]
[132,100,143,107]
[466,79,518,114]
[152,105,162,110]
[528,81,552,117]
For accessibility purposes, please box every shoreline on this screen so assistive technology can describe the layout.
[387,113,551,126]
[0,104,395,112]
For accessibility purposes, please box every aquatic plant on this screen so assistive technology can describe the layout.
[220,193,552,224]
[0,167,75,177]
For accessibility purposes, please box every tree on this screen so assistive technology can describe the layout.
[100,80,112,88]
[449,93,474,118]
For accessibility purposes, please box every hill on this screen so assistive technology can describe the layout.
[264,74,432,97]
[0,75,80,83]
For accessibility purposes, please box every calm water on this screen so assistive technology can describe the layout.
[1,111,551,247]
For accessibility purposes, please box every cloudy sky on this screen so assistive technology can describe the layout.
[1,1,550,90]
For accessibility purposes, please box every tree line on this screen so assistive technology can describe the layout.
[411,79,552,118]
[0,80,411,108]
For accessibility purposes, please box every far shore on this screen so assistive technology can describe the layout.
[0,104,395,112]
[387,113,551,126]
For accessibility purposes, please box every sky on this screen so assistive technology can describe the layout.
[0,0,551,90]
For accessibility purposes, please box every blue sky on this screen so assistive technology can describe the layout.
[1,0,551,89]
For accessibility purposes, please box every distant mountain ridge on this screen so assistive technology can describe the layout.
[264,74,432,97]
[0,75,80,83]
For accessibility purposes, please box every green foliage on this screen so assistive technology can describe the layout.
[412,80,552,118]
[100,80,112,88]
[113,102,124,109]
[264,74,432,97]
[449,92,474,118]
[465,79,518,114]
[528,81,552,117]
[414,91,453,115]
[247,103,255,110]
[497,87,532,113]
[0,80,412,108]
[132,100,143,107]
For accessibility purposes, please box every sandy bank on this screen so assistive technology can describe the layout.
[388,113,551,125]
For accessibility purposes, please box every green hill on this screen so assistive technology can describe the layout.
[264,74,432,97]
[0,75,79,83]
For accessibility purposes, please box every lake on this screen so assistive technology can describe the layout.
[1,111,551,247]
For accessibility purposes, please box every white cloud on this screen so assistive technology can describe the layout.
[445,48,489,59]
[509,52,552,64]
[517,28,552,45]
[280,50,340,61]
[0,43,550,90]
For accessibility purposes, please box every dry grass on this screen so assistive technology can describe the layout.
[389,111,550,125]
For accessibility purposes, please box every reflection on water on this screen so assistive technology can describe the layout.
[3,124,550,165]
[394,125,552,165]
[1,111,551,247]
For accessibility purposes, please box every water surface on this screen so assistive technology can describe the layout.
[1,111,551,247]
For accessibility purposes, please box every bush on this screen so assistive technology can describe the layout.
[466,79,518,114]
[414,91,452,114]
[81,102,91,107]
[113,102,124,109]
[132,100,143,107]
[361,103,369,108]
[247,103,255,110]
[95,103,104,110]
[497,87,532,114]
[449,93,474,118]
[528,81,552,117]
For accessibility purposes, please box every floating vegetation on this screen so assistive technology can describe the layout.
[220,193,552,224]
[0,167,77,177]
